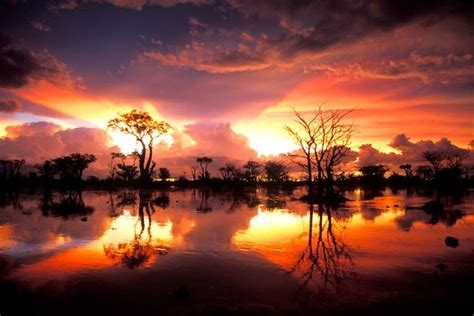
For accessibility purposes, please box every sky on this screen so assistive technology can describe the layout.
[0,0,473,176]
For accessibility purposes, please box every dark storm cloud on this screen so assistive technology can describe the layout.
[228,0,474,56]
[49,0,213,11]
[0,99,20,112]
[0,33,80,88]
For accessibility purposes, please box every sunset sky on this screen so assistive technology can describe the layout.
[0,0,473,175]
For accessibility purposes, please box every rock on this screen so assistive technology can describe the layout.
[445,236,459,248]
[80,217,87,222]
[436,263,447,271]
[422,201,444,214]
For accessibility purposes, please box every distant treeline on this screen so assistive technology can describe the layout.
[1,109,471,192]
[0,148,471,191]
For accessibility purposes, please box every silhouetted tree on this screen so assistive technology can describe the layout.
[110,152,139,182]
[196,156,212,180]
[49,153,96,183]
[399,164,413,178]
[0,159,25,182]
[117,164,139,182]
[243,160,262,182]
[285,105,354,191]
[108,110,171,182]
[285,107,318,193]
[312,106,354,185]
[190,165,198,181]
[158,167,170,181]
[219,162,237,181]
[264,161,289,182]
[359,164,388,185]
[423,149,468,184]
[416,165,434,181]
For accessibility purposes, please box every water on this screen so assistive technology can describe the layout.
[0,188,473,315]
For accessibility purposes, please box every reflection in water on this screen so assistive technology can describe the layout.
[104,191,170,269]
[395,208,465,231]
[196,189,212,213]
[289,203,355,293]
[40,190,94,218]
[0,191,22,209]
[0,188,473,314]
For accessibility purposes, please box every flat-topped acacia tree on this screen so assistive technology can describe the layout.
[108,110,171,183]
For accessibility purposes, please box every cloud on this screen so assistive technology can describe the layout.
[0,99,20,112]
[304,52,473,84]
[5,121,61,138]
[48,0,78,11]
[0,33,81,89]
[0,122,118,176]
[357,134,473,169]
[152,122,258,176]
[0,120,258,178]
[182,121,257,158]
[143,39,277,74]
[227,0,473,57]
[51,0,213,11]
[31,22,50,32]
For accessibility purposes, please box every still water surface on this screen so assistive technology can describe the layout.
[0,188,473,315]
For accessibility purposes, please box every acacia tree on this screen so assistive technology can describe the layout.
[108,110,171,182]
[196,156,212,180]
[399,164,413,178]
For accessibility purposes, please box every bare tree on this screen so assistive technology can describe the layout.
[313,106,354,185]
[0,159,25,181]
[285,106,318,194]
[108,110,171,182]
[285,105,354,190]
[219,162,237,181]
[190,166,198,181]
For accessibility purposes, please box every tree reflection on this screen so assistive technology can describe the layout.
[395,209,465,231]
[289,202,355,294]
[40,190,94,218]
[0,191,22,209]
[103,191,169,269]
[196,189,212,213]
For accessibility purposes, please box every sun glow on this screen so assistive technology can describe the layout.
[108,131,174,154]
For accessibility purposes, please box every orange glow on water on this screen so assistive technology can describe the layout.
[2,190,473,290]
